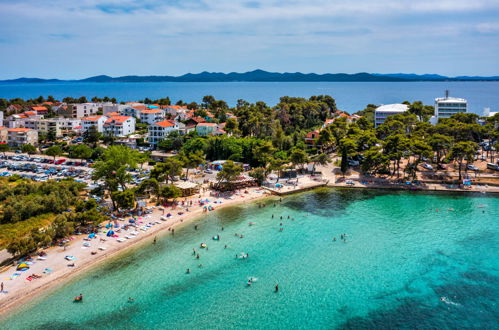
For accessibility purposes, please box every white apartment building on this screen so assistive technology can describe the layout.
[103,116,136,137]
[70,103,102,118]
[140,109,165,125]
[81,115,108,133]
[434,92,467,120]
[147,120,182,146]
[374,104,409,128]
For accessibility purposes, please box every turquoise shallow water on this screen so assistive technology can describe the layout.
[1,189,498,329]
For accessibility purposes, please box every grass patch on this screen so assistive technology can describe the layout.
[0,213,56,249]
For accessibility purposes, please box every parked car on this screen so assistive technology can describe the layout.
[467,164,479,171]
[437,163,447,170]
[348,160,360,166]
[486,163,499,171]
[421,163,434,170]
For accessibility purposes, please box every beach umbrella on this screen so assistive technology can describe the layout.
[17,263,30,271]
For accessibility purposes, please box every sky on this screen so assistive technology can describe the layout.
[1,0,499,79]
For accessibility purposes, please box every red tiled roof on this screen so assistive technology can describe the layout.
[105,116,131,124]
[8,128,32,132]
[31,106,47,111]
[141,109,162,114]
[132,105,147,111]
[191,116,206,123]
[154,120,175,128]
[83,115,104,122]
[106,112,120,116]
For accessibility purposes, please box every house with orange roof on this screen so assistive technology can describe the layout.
[103,115,136,137]
[139,108,165,125]
[305,129,321,145]
[31,106,48,115]
[147,120,184,146]
[6,128,38,146]
[81,115,108,133]
[164,105,188,117]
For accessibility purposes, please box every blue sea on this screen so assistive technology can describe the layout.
[1,81,498,114]
[1,189,497,329]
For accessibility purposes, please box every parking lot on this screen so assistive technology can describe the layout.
[0,155,93,182]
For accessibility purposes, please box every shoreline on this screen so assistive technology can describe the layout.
[0,188,272,318]
[0,182,496,318]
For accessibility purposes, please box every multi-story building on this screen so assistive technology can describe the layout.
[374,104,409,128]
[140,109,165,125]
[81,115,108,133]
[147,120,182,146]
[103,116,136,137]
[195,123,219,135]
[62,103,102,118]
[434,91,467,119]
[6,128,38,146]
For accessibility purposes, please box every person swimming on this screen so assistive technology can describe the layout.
[275,284,279,292]
[186,268,191,274]
[128,297,134,302]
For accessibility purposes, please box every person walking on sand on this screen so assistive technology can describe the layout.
[1,282,3,292]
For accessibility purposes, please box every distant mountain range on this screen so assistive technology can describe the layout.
[2,70,499,83]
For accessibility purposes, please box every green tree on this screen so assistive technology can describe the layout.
[448,141,478,181]
[428,133,453,165]
[46,129,57,142]
[383,134,410,177]
[249,167,266,185]
[150,157,183,184]
[361,146,388,175]
[69,144,93,161]
[112,190,136,211]
[7,236,37,257]
[216,160,243,190]
[179,150,205,179]
[289,147,309,170]
[338,138,357,177]
[45,145,63,161]
[92,145,141,209]
[83,125,100,146]
[21,143,37,154]
[311,153,331,172]
[159,184,182,203]
[225,118,239,135]
[0,143,10,156]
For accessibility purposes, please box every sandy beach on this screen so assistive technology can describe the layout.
[0,187,272,317]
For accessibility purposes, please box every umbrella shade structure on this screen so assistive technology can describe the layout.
[17,263,30,271]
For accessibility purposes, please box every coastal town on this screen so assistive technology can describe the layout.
[0,91,498,317]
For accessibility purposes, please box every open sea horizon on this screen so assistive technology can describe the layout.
[1,81,498,114]
[1,188,497,329]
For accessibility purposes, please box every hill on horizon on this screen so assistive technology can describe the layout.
[1,70,499,83]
